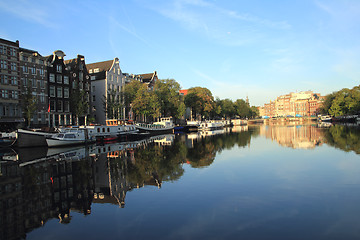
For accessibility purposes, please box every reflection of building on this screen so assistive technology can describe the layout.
[259,124,323,149]
[0,153,95,239]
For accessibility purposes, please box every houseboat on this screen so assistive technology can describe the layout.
[135,117,174,134]
[198,121,224,131]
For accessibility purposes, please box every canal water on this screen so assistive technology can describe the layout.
[1,124,360,240]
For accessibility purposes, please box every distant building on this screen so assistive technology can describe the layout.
[86,58,125,124]
[19,47,48,127]
[260,91,324,118]
[0,38,22,130]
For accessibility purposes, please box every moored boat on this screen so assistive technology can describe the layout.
[198,121,224,131]
[0,131,17,147]
[135,117,174,134]
[15,128,59,148]
[46,128,94,147]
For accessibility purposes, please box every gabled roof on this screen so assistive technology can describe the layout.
[138,71,157,83]
[86,59,114,72]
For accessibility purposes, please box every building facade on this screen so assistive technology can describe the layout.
[261,91,323,118]
[87,58,125,124]
[0,38,22,130]
[19,48,48,127]
[46,50,72,127]
[65,55,91,125]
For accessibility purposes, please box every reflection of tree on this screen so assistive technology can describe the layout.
[323,125,360,154]
[126,140,187,186]
[186,128,258,168]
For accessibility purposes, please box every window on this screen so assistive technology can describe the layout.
[29,67,36,74]
[63,76,69,84]
[56,74,62,83]
[1,75,8,84]
[49,73,55,82]
[92,95,95,101]
[89,69,93,73]
[57,87,62,98]
[38,68,44,76]
[64,88,69,98]
[79,71,83,81]
[23,77,28,86]
[64,101,70,112]
[10,48,16,56]
[10,76,17,85]
[0,45,6,54]
[94,68,99,73]
[56,65,62,73]
[39,59,44,65]
[22,66,29,73]
[10,63,17,71]
[13,91,18,99]
[39,92,45,103]
[0,60,7,69]
[50,100,55,111]
[32,79,36,88]
[72,81,77,89]
[57,100,63,112]
[2,90,8,98]
[49,86,55,97]
[39,80,45,88]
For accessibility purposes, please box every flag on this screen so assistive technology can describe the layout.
[47,103,50,112]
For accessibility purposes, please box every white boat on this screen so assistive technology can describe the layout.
[46,128,93,147]
[135,117,174,134]
[198,121,224,131]
[319,115,332,122]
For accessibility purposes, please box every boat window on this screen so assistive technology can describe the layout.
[107,128,110,132]
[57,134,64,138]
[97,128,100,133]
[102,128,105,132]
[64,134,76,138]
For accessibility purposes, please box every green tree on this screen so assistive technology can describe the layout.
[22,84,37,128]
[234,99,251,118]
[132,85,160,121]
[219,99,236,118]
[184,87,215,119]
[155,79,185,120]
[102,89,122,120]
[71,88,89,125]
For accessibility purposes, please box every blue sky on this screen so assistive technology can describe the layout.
[1,0,359,106]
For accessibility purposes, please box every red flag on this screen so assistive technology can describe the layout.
[47,103,50,112]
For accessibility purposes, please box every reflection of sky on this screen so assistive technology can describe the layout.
[28,130,360,240]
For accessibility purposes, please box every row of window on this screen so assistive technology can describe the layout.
[0,45,17,56]
[22,78,46,88]
[49,73,69,84]
[21,55,45,65]
[49,86,70,98]
[0,89,19,99]
[50,100,70,112]
[0,60,17,71]
[22,66,45,76]
[1,75,18,85]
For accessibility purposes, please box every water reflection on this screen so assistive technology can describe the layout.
[1,124,360,239]
[258,124,324,149]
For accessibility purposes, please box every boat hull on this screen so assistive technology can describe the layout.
[15,129,54,147]
[46,138,86,147]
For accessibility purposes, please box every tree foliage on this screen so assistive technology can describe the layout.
[184,87,215,119]
[22,84,37,128]
[321,86,360,117]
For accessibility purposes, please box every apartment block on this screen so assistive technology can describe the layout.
[0,38,22,130]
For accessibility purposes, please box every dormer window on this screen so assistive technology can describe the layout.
[94,68,100,73]
[56,65,62,73]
